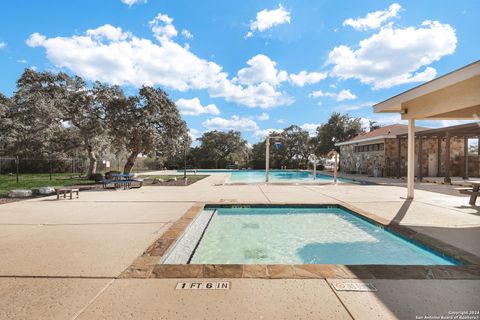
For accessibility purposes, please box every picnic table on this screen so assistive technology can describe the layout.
[101,173,143,190]
[458,181,480,205]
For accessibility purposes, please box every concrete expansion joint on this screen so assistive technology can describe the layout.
[69,278,116,320]
[257,185,271,203]
[326,280,355,320]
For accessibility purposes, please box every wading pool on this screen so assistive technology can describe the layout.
[162,205,458,265]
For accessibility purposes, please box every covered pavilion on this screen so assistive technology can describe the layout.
[396,122,480,182]
[373,60,480,198]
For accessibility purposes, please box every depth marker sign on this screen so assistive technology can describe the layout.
[331,282,377,292]
[176,281,230,290]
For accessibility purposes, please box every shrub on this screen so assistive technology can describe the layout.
[90,173,104,182]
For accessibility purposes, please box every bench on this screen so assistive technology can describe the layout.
[56,188,79,200]
[456,185,480,205]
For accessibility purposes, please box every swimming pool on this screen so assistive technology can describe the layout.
[177,169,352,184]
[163,205,457,265]
[227,170,350,183]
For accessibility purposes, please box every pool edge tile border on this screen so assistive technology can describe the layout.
[120,201,480,280]
[119,202,206,279]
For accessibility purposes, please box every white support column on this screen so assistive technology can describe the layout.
[333,153,338,184]
[407,118,415,199]
[265,138,270,183]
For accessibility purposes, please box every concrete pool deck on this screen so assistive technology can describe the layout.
[0,173,479,319]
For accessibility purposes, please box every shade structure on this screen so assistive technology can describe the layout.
[395,122,480,182]
[373,60,480,199]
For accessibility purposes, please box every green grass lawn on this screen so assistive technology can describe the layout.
[0,173,209,197]
[0,173,95,197]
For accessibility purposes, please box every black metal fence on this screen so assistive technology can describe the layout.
[0,157,85,175]
[0,156,161,177]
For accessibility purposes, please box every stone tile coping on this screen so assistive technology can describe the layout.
[120,202,480,280]
[151,264,480,280]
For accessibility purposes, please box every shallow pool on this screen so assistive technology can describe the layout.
[164,206,457,265]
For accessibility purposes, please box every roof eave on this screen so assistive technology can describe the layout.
[373,60,480,114]
[335,135,396,146]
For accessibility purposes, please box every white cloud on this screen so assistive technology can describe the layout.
[0,41,5,49]
[209,79,293,109]
[254,128,281,140]
[237,54,287,86]
[176,97,220,116]
[181,29,193,39]
[336,89,358,101]
[207,54,293,108]
[277,119,285,124]
[360,115,406,130]
[26,33,45,47]
[338,101,376,111]
[247,4,291,38]
[209,59,293,109]
[300,123,320,136]
[17,59,28,64]
[26,27,218,91]
[121,0,147,6]
[343,3,401,31]
[202,115,259,132]
[256,112,270,121]
[328,20,456,89]
[359,118,372,131]
[289,71,327,87]
[309,89,357,101]
[27,18,291,109]
[149,13,178,42]
[420,119,479,128]
[188,128,201,141]
[86,24,131,41]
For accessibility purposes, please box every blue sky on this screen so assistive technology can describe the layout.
[1,0,479,143]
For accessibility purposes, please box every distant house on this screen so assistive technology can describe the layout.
[335,123,479,178]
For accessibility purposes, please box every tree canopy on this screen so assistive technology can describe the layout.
[106,86,188,173]
[369,120,381,132]
[1,69,375,173]
[315,112,364,155]
[1,69,188,175]
[191,130,248,168]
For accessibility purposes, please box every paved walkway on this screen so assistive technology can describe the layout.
[0,173,479,319]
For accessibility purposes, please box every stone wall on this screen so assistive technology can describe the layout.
[340,137,479,177]
[339,140,386,177]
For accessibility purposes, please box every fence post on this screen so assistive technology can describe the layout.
[16,156,19,184]
[49,159,52,180]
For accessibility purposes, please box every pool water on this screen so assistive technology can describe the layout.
[228,170,348,183]
[177,169,352,184]
[188,207,456,265]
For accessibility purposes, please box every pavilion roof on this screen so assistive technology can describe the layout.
[396,122,480,138]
